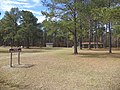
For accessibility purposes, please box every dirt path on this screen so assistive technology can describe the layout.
[0,48,120,90]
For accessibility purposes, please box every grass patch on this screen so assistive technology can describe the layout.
[79,52,120,58]
[0,47,120,90]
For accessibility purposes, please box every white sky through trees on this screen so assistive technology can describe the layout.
[0,0,47,23]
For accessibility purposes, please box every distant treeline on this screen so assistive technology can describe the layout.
[1,0,120,54]
[41,0,120,54]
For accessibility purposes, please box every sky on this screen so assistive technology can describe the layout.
[0,0,48,23]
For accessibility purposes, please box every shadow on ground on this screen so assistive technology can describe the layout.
[12,64,35,68]
[1,64,35,69]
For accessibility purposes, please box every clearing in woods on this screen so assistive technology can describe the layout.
[0,47,120,90]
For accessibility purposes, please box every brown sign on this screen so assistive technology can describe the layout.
[9,48,22,52]
[9,48,22,67]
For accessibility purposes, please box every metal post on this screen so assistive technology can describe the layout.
[10,52,12,67]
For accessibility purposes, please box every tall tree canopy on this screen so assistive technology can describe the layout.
[0,8,43,48]
[41,0,120,54]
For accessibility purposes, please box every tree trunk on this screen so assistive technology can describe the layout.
[117,37,119,48]
[88,19,93,49]
[73,0,78,54]
[10,38,13,48]
[26,37,30,49]
[105,24,108,48]
[74,30,78,54]
[88,32,91,49]
[108,22,112,53]
[108,0,112,53]
[94,21,98,49]
[43,30,47,47]
[79,36,82,50]
[94,29,98,49]
[66,34,69,48]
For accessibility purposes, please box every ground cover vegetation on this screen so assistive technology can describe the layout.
[0,47,120,90]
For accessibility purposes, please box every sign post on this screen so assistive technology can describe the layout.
[18,52,20,65]
[10,51,12,67]
[9,48,22,67]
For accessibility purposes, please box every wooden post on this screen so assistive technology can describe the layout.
[10,52,12,67]
[83,44,84,48]
[18,51,20,65]
[9,48,22,67]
